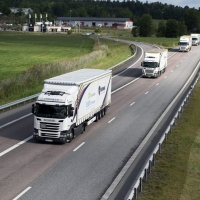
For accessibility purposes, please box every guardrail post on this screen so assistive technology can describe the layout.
[152,153,155,166]
[133,188,137,200]
[144,168,148,181]
[149,160,152,174]
[159,143,162,154]
[140,177,142,192]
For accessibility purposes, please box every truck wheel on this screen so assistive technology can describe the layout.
[101,109,105,117]
[95,113,98,122]
[67,131,74,143]
[104,107,108,114]
[98,111,101,119]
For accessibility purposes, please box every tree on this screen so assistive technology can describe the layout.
[139,14,153,37]
[1,4,11,15]
[131,26,139,37]
[156,20,166,37]
[184,9,200,32]
[178,20,187,36]
[165,19,178,38]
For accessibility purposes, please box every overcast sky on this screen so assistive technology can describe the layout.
[139,0,200,9]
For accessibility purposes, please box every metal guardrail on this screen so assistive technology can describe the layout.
[0,44,136,113]
[126,68,200,200]
[0,93,40,112]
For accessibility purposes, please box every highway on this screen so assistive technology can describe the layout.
[0,41,199,200]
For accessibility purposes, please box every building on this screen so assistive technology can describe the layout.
[56,17,133,29]
[22,22,71,33]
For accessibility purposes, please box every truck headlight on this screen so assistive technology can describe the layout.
[60,131,67,137]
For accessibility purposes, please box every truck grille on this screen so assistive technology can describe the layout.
[145,69,154,74]
[40,122,60,138]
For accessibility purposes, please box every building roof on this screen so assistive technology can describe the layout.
[56,17,132,22]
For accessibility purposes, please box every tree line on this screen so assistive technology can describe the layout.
[0,0,200,36]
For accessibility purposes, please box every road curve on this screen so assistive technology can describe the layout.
[0,41,199,200]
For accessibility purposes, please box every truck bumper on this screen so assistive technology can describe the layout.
[33,135,67,143]
[142,73,157,78]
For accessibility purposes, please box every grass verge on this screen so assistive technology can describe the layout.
[0,34,132,105]
[138,80,200,200]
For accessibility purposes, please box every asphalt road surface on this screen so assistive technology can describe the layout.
[0,41,199,200]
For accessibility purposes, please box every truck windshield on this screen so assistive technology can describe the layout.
[35,104,67,119]
[179,42,188,46]
[192,38,197,41]
[143,62,158,68]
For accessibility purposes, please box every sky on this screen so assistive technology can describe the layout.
[139,0,200,9]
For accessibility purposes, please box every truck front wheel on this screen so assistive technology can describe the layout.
[67,131,74,143]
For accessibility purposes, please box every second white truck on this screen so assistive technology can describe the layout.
[179,35,192,52]
[141,49,168,78]
[191,33,200,46]
[32,68,112,143]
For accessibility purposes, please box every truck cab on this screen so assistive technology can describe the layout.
[179,35,192,52]
[141,49,168,78]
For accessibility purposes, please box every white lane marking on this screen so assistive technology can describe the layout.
[156,83,159,86]
[145,91,149,94]
[130,102,135,106]
[13,186,31,200]
[111,77,141,94]
[101,61,200,200]
[108,117,115,123]
[0,113,32,129]
[176,65,179,67]
[0,136,32,157]
[73,142,85,152]
[171,70,173,72]
[164,76,167,78]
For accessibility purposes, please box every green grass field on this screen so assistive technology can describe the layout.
[0,33,94,80]
[126,36,179,48]
[0,32,132,105]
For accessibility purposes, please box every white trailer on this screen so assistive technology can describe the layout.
[32,68,112,143]
[179,35,192,52]
[141,49,168,78]
[191,33,200,46]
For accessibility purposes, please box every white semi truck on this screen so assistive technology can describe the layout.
[141,49,168,78]
[32,68,112,143]
[179,35,192,52]
[191,33,200,46]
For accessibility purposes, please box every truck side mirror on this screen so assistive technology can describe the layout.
[32,104,35,114]
[68,105,74,117]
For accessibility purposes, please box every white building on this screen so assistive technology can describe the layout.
[56,17,133,29]
[22,23,71,32]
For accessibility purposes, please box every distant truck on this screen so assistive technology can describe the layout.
[191,33,200,46]
[141,49,168,78]
[32,68,112,143]
[179,35,192,52]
